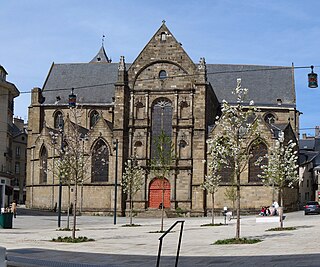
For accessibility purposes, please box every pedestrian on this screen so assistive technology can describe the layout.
[11,200,17,218]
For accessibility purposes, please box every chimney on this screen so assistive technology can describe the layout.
[302,133,307,139]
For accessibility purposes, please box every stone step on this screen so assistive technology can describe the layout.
[136,209,169,218]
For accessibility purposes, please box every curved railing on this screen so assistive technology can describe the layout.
[156,220,185,267]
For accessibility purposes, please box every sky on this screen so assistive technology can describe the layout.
[1,0,320,136]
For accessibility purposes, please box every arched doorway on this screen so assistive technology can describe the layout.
[149,178,170,208]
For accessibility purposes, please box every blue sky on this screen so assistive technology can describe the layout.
[1,0,320,136]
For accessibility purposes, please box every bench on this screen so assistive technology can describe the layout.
[256,215,286,223]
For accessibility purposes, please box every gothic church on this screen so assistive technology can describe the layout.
[26,22,298,215]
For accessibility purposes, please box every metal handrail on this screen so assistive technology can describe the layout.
[156,220,185,267]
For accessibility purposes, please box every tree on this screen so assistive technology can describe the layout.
[213,78,260,239]
[257,138,299,228]
[203,136,228,224]
[122,157,144,225]
[224,183,237,218]
[50,108,97,239]
[150,130,175,232]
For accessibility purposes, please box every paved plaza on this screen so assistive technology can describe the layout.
[1,208,320,266]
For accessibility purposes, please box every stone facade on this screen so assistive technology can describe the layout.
[0,65,20,209]
[26,23,299,215]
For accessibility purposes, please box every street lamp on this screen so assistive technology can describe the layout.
[79,134,89,214]
[113,139,118,225]
[308,65,318,89]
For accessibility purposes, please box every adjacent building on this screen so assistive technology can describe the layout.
[299,128,320,207]
[0,65,20,210]
[26,23,299,215]
[12,117,28,204]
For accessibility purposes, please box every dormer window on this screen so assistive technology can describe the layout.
[159,70,167,80]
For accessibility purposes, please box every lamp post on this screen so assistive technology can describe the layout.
[79,134,88,214]
[113,139,118,225]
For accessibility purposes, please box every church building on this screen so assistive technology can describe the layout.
[26,22,299,215]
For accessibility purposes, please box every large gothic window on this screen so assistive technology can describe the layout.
[90,110,100,128]
[91,139,109,182]
[54,111,64,129]
[39,146,48,184]
[249,142,268,183]
[151,99,172,159]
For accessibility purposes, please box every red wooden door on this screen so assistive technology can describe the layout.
[149,178,170,208]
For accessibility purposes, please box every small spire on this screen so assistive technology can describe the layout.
[162,19,166,24]
[90,45,111,63]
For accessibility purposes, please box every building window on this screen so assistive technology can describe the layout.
[133,141,143,158]
[159,70,167,80]
[54,111,64,129]
[16,146,21,157]
[264,113,275,124]
[249,142,268,183]
[15,162,20,174]
[160,32,166,41]
[91,139,109,182]
[40,146,48,184]
[90,110,100,128]
[151,99,172,159]
[220,156,234,183]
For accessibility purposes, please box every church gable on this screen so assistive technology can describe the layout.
[128,22,197,89]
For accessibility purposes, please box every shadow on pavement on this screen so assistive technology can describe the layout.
[17,207,62,217]
[7,248,320,267]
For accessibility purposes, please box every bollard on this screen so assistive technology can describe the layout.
[0,246,7,267]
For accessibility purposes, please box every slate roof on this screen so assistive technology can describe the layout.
[299,138,320,166]
[41,62,295,108]
[206,64,295,107]
[42,63,119,105]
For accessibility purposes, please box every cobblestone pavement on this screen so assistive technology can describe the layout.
[1,208,320,266]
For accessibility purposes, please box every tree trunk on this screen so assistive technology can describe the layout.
[279,188,284,229]
[160,183,165,232]
[211,193,215,225]
[72,184,78,239]
[129,190,133,225]
[236,172,241,239]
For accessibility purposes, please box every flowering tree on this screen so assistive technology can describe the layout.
[150,130,175,232]
[213,78,260,239]
[57,115,90,239]
[49,108,100,239]
[122,158,144,225]
[257,138,299,228]
[203,137,228,224]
